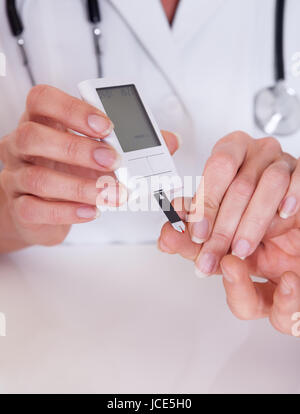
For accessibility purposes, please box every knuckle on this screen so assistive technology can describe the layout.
[0,169,19,198]
[48,206,63,225]
[215,130,250,147]
[282,152,295,168]
[229,130,251,143]
[208,152,237,176]
[210,230,231,246]
[244,214,266,230]
[64,136,80,162]
[15,121,37,154]
[20,165,48,196]
[15,196,35,223]
[204,195,219,213]
[74,179,88,202]
[230,176,256,199]
[0,169,12,193]
[63,97,82,122]
[259,137,282,154]
[262,163,290,188]
[26,84,50,111]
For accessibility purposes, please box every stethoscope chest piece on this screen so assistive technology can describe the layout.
[254,81,300,136]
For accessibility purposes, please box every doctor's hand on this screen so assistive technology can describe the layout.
[220,257,300,337]
[158,131,300,335]
[0,85,179,252]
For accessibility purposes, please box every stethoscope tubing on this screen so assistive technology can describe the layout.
[5,0,23,36]
[5,0,102,84]
[5,0,286,85]
[275,0,285,81]
[5,0,300,136]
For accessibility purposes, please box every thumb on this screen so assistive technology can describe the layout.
[220,255,273,320]
[270,271,300,336]
[161,130,181,155]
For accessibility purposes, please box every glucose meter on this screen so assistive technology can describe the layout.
[78,79,185,233]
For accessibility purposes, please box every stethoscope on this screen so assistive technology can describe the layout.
[5,0,103,83]
[254,0,300,136]
[5,0,300,137]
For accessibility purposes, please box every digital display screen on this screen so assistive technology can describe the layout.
[96,85,161,153]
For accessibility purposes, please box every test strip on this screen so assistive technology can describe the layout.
[153,190,185,233]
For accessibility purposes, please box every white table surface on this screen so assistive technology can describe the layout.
[0,244,299,394]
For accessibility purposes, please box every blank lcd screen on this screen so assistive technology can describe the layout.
[96,85,161,153]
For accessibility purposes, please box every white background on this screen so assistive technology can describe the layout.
[0,244,299,394]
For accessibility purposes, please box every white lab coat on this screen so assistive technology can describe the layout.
[1,0,300,244]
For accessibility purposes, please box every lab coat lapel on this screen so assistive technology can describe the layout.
[172,0,224,49]
[108,0,189,112]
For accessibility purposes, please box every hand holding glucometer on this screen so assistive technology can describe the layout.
[0,83,180,252]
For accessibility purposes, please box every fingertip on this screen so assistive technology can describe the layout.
[194,265,209,279]
[160,222,180,250]
[161,130,181,155]
[157,237,174,254]
[173,132,182,148]
[220,254,248,283]
[76,205,100,220]
[279,196,298,220]
[279,211,290,220]
[232,252,246,261]
[277,272,300,297]
[87,114,114,137]
[160,221,200,260]
[191,236,205,245]
[282,271,300,282]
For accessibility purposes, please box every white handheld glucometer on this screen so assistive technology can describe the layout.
[78,79,185,233]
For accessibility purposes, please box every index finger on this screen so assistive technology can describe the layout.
[26,85,113,138]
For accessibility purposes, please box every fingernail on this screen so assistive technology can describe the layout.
[220,262,234,283]
[195,252,217,276]
[280,196,297,219]
[93,147,120,169]
[88,114,113,136]
[97,185,127,206]
[279,277,292,295]
[76,206,99,219]
[232,239,251,259]
[194,266,208,279]
[191,217,209,244]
